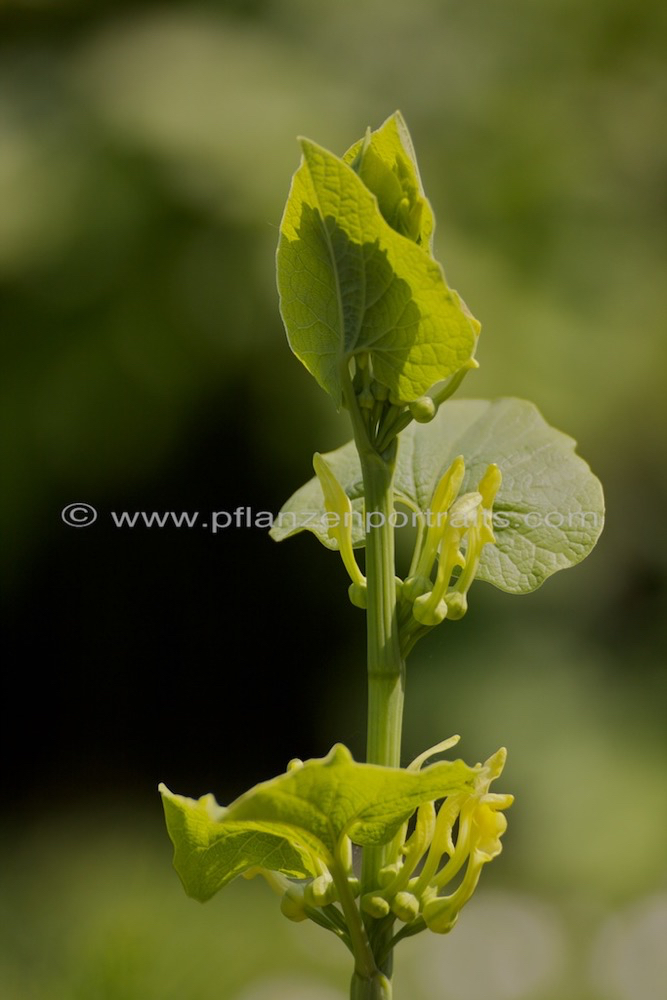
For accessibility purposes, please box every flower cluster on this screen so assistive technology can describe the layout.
[313,452,501,627]
[265,738,512,942]
[360,740,513,934]
[403,456,502,626]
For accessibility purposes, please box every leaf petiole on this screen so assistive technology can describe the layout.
[330,844,379,981]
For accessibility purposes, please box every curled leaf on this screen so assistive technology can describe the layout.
[160,744,476,902]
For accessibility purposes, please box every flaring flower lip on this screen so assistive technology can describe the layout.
[480,746,507,781]
[472,801,509,860]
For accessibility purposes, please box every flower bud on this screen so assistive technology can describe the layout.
[409,396,437,423]
[391,891,420,923]
[377,864,401,888]
[360,893,391,918]
[348,582,368,608]
[412,593,448,626]
[280,885,308,922]
[304,874,336,908]
[402,575,433,602]
[422,896,459,934]
[444,592,467,620]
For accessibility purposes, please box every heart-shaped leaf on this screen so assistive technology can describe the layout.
[270,398,604,594]
[276,129,477,406]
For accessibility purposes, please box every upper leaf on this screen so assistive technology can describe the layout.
[160,744,476,902]
[342,111,435,249]
[276,126,478,407]
[270,398,605,595]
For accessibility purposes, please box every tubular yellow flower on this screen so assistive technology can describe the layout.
[422,747,513,934]
[412,455,465,580]
[313,452,366,589]
[377,800,437,901]
[446,463,501,620]
[412,492,481,625]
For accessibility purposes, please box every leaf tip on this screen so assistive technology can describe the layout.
[297,135,317,155]
[326,742,354,766]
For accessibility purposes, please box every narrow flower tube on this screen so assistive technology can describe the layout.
[313,452,366,588]
[412,455,465,580]
[446,464,501,620]
[412,492,481,626]
[410,792,466,899]
[377,800,436,901]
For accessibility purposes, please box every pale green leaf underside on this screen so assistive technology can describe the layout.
[270,398,605,594]
[276,138,477,406]
[160,744,476,902]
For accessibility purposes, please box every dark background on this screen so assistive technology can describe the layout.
[1,2,666,998]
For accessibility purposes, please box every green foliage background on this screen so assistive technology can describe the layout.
[1,1,665,998]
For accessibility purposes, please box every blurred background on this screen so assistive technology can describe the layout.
[1,1,666,997]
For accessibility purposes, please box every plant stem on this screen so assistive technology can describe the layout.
[359,446,406,986]
[350,970,393,999]
[330,854,378,982]
[343,367,406,994]
[362,451,405,774]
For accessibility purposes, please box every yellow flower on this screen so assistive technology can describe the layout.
[421,747,514,934]
[413,455,466,579]
[406,460,502,626]
[313,452,366,590]
[412,491,481,626]
[446,463,501,620]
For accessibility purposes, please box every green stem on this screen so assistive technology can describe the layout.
[361,452,405,776]
[330,852,377,982]
[342,366,406,994]
[350,970,393,999]
[359,439,406,984]
[375,407,412,454]
[304,904,353,949]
